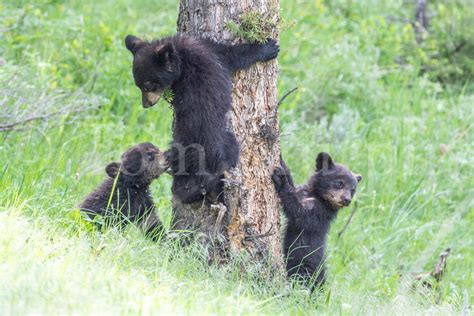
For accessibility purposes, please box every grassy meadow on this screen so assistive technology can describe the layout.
[0,0,473,314]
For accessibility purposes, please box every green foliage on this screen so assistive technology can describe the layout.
[163,88,175,104]
[419,0,474,82]
[226,10,278,43]
[0,0,473,314]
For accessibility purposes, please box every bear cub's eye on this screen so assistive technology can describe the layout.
[147,151,155,161]
[143,81,159,93]
[334,180,344,189]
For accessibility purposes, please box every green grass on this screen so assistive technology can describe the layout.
[1,0,473,314]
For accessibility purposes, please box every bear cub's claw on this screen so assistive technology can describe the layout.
[272,166,287,190]
[260,38,280,61]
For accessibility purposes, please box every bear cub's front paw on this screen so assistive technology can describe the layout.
[272,166,287,191]
[259,38,280,61]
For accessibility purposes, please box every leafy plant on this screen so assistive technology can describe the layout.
[226,10,279,43]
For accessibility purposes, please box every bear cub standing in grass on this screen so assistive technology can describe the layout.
[79,143,169,239]
[272,152,362,290]
[125,34,279,204]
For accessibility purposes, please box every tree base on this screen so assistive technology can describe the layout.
[171,169,279,266]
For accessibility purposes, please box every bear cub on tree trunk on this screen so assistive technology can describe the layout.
[125,34,279,204]
[79,143,169,239]
[272,152,362,290]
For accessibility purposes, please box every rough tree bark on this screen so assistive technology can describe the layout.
[174,0,282,265]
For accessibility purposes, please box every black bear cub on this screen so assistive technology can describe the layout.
[125,34,279,204]
[272,152,362,290]
[79,143,169,239]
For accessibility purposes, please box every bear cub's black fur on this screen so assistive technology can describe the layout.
[79,143,169,239]
[125,34,279,204]
[272,152,362,290]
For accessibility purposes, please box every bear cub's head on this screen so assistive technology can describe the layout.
[106,143,169,185]
[125,35,182,108]
[310,152,362,210]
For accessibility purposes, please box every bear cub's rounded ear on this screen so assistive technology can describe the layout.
[155,43,177,67]
[153,43,179,73]
[106,162,121,178]
[125,35,145,54]
[316,152,334,171]
[354,174,363,183]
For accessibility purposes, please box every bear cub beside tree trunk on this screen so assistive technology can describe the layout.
[272,152,362,290]
[79,142,169,239]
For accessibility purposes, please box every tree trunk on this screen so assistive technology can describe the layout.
[174,0,282,265]
[414,0,428,43]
